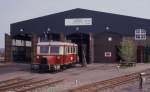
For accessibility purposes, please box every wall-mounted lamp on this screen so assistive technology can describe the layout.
[47,28,51,31]
[76,27,79,31]
[20,29,23,32]
[108,37,112,42]
[106,26,110,30]
[47,28,51,34]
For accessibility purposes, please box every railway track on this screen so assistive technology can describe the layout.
[63,69,150,92]
[0,77,64,92]
[0,77,24,87]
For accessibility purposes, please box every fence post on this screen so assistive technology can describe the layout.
[139,72,146,89]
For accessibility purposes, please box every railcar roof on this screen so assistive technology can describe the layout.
[37,41,77,46]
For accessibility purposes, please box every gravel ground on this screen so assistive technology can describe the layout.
[0,63,150,92]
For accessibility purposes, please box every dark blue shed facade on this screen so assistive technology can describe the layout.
[9,8,150,63]
[11,8,150,36]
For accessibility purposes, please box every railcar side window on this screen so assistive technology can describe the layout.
[68,47,70,53]
[50,46,60,54]
[65,47,68,54]
[71,47,73,53]
[70,47,72,53]
[69,47,71,53]
[40,46,49,53]
[73,47,76,53]
[74,47,76,54]
[75,47,77,54]
[59,46,64,55]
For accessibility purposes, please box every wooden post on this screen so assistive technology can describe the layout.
[89,33,94,63]
[139,73,143,89]
[5,34,12,62]
[31,34,38,63]
[60,33,66,42]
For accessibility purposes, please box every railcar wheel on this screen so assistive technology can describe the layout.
[56,65,60,71]
[31,64,40,72]
[61,65,67,70]
[52,65,60,72]
[70,62,76,67]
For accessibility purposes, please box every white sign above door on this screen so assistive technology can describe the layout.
[65,18,92,26]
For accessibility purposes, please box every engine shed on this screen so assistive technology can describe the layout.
[6,8,150,64]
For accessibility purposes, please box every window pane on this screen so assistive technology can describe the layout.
[136,35,140,38]
[73,47,75,53]
[67,47,69,53]
[65,47,68,54]
[141,35,146,39]
[71,47,73,53]
[68,47,71,53]
[135,29,146,40]
[26,41,31,47]
[40,46,49,53]
[50,46,60,54]
[141,30,146,34]
[135,29,140,34]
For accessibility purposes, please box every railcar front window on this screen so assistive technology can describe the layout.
[50,46,60,54]
[40,46,49,53]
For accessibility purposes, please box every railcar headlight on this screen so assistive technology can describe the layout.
[70,57,73,60]
[56,56,60,59]
[36,56,39,59]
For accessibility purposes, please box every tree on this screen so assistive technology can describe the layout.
[119,40,136,62]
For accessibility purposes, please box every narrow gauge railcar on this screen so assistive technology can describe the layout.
[31,41,78,72]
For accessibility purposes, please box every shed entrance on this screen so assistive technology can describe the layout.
[12,34,32,63]
[66,33,91,64]
[137,45,150,63]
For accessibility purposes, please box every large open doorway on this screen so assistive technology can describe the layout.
[66,33,91,64]
[12,34,32,63]
[144,46,150,63]
[137,45,144,63]
[137,45,150,63]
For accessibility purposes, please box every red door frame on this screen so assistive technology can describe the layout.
[137,45,144,63]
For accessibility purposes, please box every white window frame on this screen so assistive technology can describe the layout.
[104,52,112,57]
[135,29,146,40]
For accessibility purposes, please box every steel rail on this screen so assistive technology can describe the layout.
[15,79,64,92]
[0,77,21,84]
[0,78,33,91]
[63,69,150,92]
[0,78,25,88]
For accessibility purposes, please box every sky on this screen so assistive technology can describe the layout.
[0,0,150,48]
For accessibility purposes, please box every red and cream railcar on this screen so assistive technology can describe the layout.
[31,41,78,71]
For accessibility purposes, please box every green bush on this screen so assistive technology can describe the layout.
[119,40,136,62]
